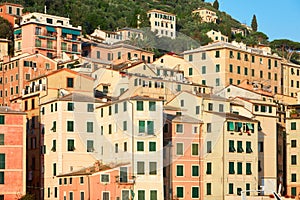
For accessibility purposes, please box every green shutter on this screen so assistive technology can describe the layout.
[0,116,4,124]
[192,166,199,176]
[150,190,157,200]
[192,144,198,155]
[137,142,144,151]
[139,121,145,133]
[229,140,235,152]
[0,172,4,184]
[176,165,183,176]
[67,121,74,132]
[0,154,5,169]
[229,162,234,174]
[227,122,234,131]
[0,134,4,145]
[237,141,244,152]
[176,187,184,198]
[246,163,252,175]
[149,102,156,111]
[206,162,212,174]
[229,183,234,194]
[138,190,145,200]
[192,187,199,198]
[149,142,156,151]
[237,162,242,174]
[147,121,154,135]
[291,122,297,130]
[137,101,144,111]
[206,183,211,195]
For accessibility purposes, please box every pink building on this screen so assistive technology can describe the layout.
[0,106,26,199]
[164,113,204,200]
[0,3,23,26]
[57,161,134,200]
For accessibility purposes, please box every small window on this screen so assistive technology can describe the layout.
[137,141,144,151]
[176,124,183,133]
[176,165,184,176]
[67,102,74,111]
[67,78,74,88]
[291,122,297,130]
[101,174,109,183]
[137,101,144,111]
[176,143,183,155]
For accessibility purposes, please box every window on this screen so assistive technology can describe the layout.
[291,173,297,182]
[67,121,74,132]
[237,162,242,174]
[72,44,78,52]
[122,191,130,200]
[246,183,250,196]
[229,64,233,72]
[137,141,144,151]
[229,162,234,174]
[176,124,183,133]
[207,123,212,133]
[147,121,154,135]
[67,78,74,88]
[137,162,145,175]
[108,124,112,134]
[139,121,145,133]
[207,141,212,153]
[180,99,184,107]
[0,172,4,184]
[291,187,297,196]
[123,101,127,112]
[192,187,199,198]
[52,140,56,152]
[123,121,127,131]
[246,163,252,175]
[149,142,156,152]
[87,140,94,152]
[237,141,244,153]
[237,52,241,60]
[215,51,220,58]
[246,141,253,153]
[80,177,84,184]
[219,104,224,112]
[206,162,212,174]
[67,102,74,111]
[192,165,199,176]
[237,66,241,74]
[53,163,56,176]
[80,192,84,200]
[0,154,5,169]
[202,66,206,74]
[150,190,157,200]
[0,116,4,124]
[291,155,297,165]
[87,122,93,133]
[206,183,212,195]
[97,51,100,59]
[291,122,297,130]
[188,54,193,61]
[114,104,118,113]
[149,101,156,111]
[87,104,94,112]
[176,187,184,198]
[291,140,297,148]
[260,70,263,78]
[176,143,183,155]
[202,52,206,60]
[137,101,143,111]
[216,64,220,72]
[216,78,220,86]
[51,121,56,132]
[189,67,193,75]
[0,134,4,145]
[149,162,157,175]
[208,103,213,111]
[101,174,109,183]
[229,140,235,152]
[108,106,112,115]
[192,143,199,156]
[67,139,75,151]
[229,183,234,194]
[244,67,248,75]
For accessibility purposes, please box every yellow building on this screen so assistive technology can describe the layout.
[182,42,283,94]
[282,60,300,97]
[192,8,218,23]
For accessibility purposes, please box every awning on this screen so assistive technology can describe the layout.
[46,26,56,32]
[62,28,80,36]
[14,29,21,34]
[246,123,254,130]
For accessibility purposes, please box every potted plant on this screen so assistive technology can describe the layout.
[290,109,298,117]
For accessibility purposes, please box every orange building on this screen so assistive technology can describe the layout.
[14,12,81,59]
[163,113,203,200]
[57,162,134,200]
[0,106,26,199]
[0,53,57,106]
[0,3,23,26]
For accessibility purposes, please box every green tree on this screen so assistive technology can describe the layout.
[251,14,258,32]
[213,0,219,10]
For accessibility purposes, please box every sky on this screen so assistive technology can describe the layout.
[207,0,300,42]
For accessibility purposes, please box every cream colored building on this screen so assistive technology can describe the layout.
[282,60,300,97]
[207,30,228,43]
[192,8,218,23]
[0,39,9,60]
[147,9,176,39]
[182,41,282,94]
[96,96,165,200]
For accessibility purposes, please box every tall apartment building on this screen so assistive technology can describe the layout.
[14,12,81,59]
[147,9,176,39]
[0,106,26,199]
[182,42,282,94]
[0,2,23,26]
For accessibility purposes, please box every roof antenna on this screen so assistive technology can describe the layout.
[44,5,47,14]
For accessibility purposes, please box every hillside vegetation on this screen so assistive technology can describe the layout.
[1,0,300,63]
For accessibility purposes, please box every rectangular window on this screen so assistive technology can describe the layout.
[291,155,297,165]
[258,142,264,152]
[246,141,253,153]
[291,187,297,196]
[80,192,84,200]
[137,141,144,151]
[244,67,248,75]
[67,78,74,88]
[192,187,199,198]
[176,124,183,133]
[67,139,75,151]
[101,174,109,183]
[123,121,127,131]
[0,116,4,124]
[207,183,212,195]
[176,165,184,176]
[206,162,212,174]
[67,121,74,132]
[139,121,145,133]
[291,173,297,182]
[188,54,193,61]
[0,154,5,169]
[137,162,145,175]
[291,122,297,130]
[147,121,154,135]
[202,52,206,60]
[67,102,74,111]
[137,101,144,111]
[189,67,193,75]
[87,122,93,133]
[149,101,156,111]
[229,183,234,194]
[0,134,4,145]
[123,101,127,112]
[176,143,183,155]
[237,162,242,174]
[53,163,56,176]
[216,64,220,72]
[237,141,244,153]
[114,104,118,113]
[202,66,206,74]
[149,162,157,175]
[229,64,233,72]
[216,78,220,86]
[215,51,220,58]
[192,165,199,176]
[291,140,297,148]
[237,52,241,60]
[246,163,252,175]
[229,140,235,152]
[207,123,212,133]
[149,142,156,152]
[229,162,235,174]
[192,143,199,156]
[87,104,94,112]
[207,141,212,153]
[87,140,94,152]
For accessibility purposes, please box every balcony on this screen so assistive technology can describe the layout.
[115,176,135,185]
